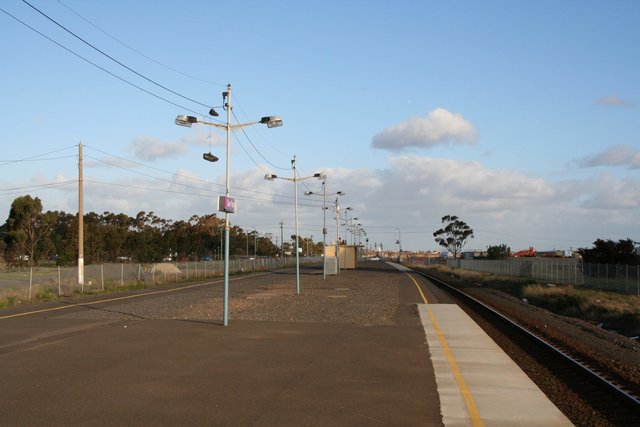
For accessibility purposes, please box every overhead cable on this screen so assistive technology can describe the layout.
[0,7,204,117]
[54,0,224,87]
[21,0,213,110]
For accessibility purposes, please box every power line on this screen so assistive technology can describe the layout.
[0,145,77,165]
[231,110,289,171]
[83,145,308,204]
[0,7,203,117]
[85,179,323,209]
[0,181,75,196]
[21,0,213,110]
[54,0,224,87]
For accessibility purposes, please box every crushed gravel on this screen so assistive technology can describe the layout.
[59,265,400,326]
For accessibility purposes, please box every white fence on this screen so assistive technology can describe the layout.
[447,258,640,295]
[0,257,322,299]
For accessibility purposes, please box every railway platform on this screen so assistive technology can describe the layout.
[0,262,575,426]
[392,262,573,426]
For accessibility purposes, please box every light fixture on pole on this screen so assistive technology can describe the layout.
[265,156,323,294]
[175,84,282,326]
[335,204,352,272]
[305,185,344,279]
[341,207,354,251]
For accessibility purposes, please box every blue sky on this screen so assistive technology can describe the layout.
[1,0,638,253]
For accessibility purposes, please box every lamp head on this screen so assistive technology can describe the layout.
[304,191,313,195]
[264,174,277,181]
[260,116,283,128]
[313,173,327,180]
[209,108,219,117]
[336,191,345,196]
[175,115,198,127]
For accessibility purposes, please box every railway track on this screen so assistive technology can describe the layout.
[411,268,640,425]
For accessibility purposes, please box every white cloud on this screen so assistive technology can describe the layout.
[128,132,224,161]
[3,156,638,254]
[577,145,640,169]
[595,95,636,108]
[371,108,477,151]
[577,173,640,210]
[130,136,187,161]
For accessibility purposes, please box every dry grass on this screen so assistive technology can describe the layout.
[411,263,534,294]
[523,285,640,333]
[409,262,640,336]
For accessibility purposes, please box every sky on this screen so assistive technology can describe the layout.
[1,0,639,253]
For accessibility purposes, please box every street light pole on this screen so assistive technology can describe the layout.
[175,84,282,326]
[265,159,323,293]
[305,184,344,280]
[222,84,232,326]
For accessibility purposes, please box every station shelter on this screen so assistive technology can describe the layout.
[324,244,359,272]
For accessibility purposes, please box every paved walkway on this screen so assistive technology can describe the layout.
[0,263,573,426]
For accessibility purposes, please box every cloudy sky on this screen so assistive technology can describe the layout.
[1,0,638,252]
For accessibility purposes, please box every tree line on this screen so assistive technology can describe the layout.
[0,195,320,267]
[432,215,638,264]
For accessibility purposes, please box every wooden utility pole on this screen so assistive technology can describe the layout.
[78,143,84,289]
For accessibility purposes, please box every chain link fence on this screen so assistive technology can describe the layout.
[447,258,640,295]
[0,257,321,300]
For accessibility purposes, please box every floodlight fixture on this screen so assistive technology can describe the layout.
[175,115,198,127]
[264,174,278,181]
[260,116,283,128]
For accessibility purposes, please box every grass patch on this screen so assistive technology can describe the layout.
[409,262,640,336]
[524,285,640,334]
[36,288,57,302]
[411,263,534,296]
[0,295,19,309]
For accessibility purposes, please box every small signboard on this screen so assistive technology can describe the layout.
[218,196,236,213]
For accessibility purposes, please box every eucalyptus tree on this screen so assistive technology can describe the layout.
[433,215,474,258]
[2,195,55,266]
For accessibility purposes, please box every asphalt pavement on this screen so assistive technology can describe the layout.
[0,262,444,426]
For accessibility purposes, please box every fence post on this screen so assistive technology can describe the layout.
[138,263,141,281]
[101,264,104,290]
[29,267,33,300]
[121,263,124,286]
[58,266,61,296]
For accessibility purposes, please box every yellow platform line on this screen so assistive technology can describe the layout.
[405,272,484,427]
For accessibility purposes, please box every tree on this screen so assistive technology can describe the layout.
[433,215,474,258]
[579,239,639,265]
[487,244,511,260]
[3,195,55,267]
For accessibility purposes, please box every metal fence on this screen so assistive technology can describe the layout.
[447,258,640,295]
[0,257,322,300]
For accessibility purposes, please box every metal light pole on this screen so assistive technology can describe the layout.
[175,85,282,326]
[265,159,323,293]
[305,184,344,279]
[222,84,232,326]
